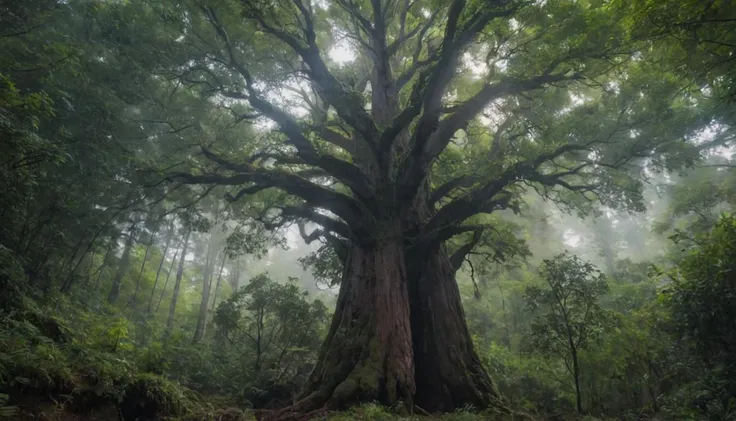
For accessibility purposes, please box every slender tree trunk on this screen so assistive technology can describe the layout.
[155,240,182,314]
[193,246,217,344]
[254,308,263,372]
[231,258,241,292]
[497,278,511,349]
[64,205,132,291]
[108,225,136,304]
[166,228,190,336]
[148,228,179,314]
[209,254,227,312]
[571,347,583,413]
[94,237,117,291]
[58,237,85,291]
[287,230,415,413]
[131,228,157,307]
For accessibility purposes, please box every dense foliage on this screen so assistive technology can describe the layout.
[1,0,735,420]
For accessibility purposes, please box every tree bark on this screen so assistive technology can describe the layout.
[264,207,505,419]
[166,228,190,337]
[408,246,506,412]
[278,232,415,415]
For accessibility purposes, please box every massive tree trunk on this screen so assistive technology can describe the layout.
[268,232,504,419]
[409,247,505,412]
[284,229,415,414]
[263,194,505,420]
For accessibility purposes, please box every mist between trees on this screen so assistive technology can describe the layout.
[1,0,735,420]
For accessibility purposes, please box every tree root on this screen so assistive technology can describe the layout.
[413,404,431,416]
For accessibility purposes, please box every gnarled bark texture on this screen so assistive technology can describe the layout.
[262,216,504,421]
[409,247,504,412]
[270,229,415,417]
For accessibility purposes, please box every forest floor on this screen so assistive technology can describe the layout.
[1,306,586,421]
[14,399,538,421]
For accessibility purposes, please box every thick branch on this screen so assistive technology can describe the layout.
[280,206,353,240]
[314,127,358,155]
[217,91,374,203]
[171,161,362,227]
[297,220,349,263]
[449,227,484,272]
[243,2,380,148]
[425,143,592,233]
[422,2,517,115]
[424,73,583,160]
[205,7,376,200]
[430,175,482,204]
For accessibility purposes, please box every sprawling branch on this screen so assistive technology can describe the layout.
[314,127,359,155]
[423,73,583,160]
[242,2,380,149]
[425,143,593,234]
[449,227,484,272]
[420,2,517,118]
[171,155,363,227]
[430,175,482,204]
[381,3,519,184]
[400,72,583,193]
[298,222,349,263]
[377,2,512,172]
[203,8,375,203]
[393,9,441,93]
[278,206,353,240]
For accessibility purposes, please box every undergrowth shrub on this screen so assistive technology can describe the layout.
[0,296,197,420]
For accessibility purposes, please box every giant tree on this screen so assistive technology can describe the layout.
[158,0,728,415]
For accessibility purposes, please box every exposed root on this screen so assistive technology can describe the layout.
[414,404,431,416]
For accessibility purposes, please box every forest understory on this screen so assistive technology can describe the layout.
[2,0,735,420]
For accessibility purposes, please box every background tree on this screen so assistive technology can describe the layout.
[214,274,328,406]
[525,252,612,413]
[666,214,736,416]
